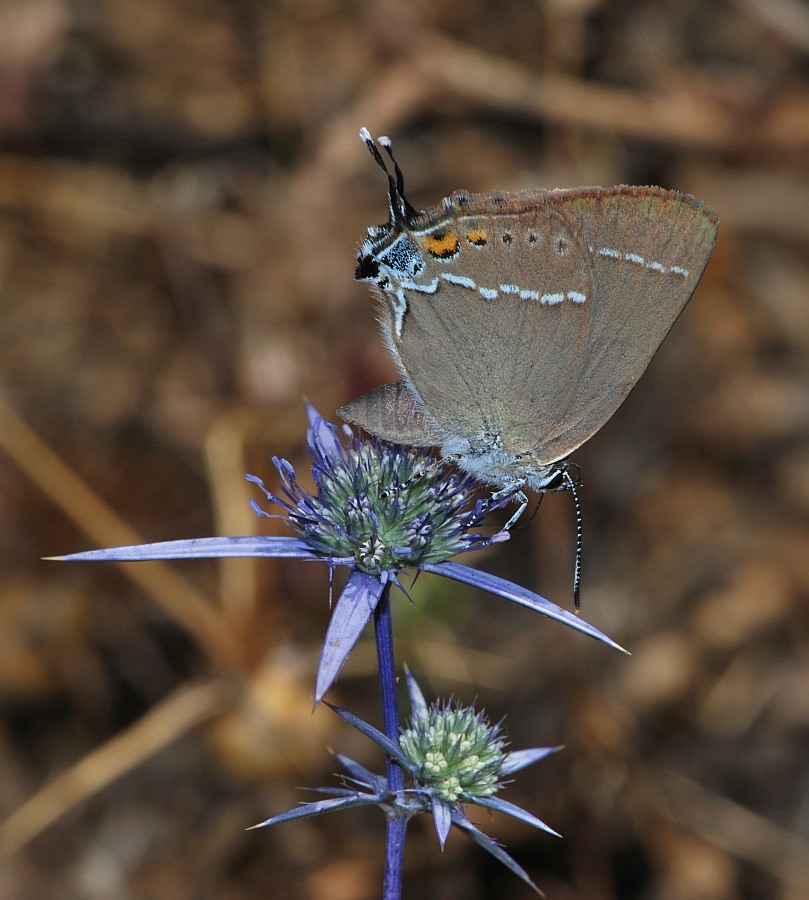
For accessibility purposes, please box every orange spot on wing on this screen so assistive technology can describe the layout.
[467,229,488,246]
[422,233,460,259]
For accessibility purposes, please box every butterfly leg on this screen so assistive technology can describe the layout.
[465,480,528,529]
[501,490,529,530]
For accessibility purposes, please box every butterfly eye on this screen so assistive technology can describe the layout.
[356,255,380,280]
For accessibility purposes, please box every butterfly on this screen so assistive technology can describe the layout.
[340,129,718,603]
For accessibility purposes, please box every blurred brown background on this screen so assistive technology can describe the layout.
[1,0,808,897]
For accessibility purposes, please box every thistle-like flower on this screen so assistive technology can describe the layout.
[398,696,506,804]
[249,411,494,576]
[58,406,623,701]
[251,667,561,893]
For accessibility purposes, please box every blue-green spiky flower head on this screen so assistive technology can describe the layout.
[250,410,495,578]
[399,699,507,803]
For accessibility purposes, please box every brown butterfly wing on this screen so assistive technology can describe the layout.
[387,186,717,462]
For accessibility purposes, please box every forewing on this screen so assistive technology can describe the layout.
[388,187,717,462]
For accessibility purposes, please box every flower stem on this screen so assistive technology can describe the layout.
[374,582,406,900]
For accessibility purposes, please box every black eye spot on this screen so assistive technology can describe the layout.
[502,232,513,244]
[528,233,538,244]
[555,237,569,256]
[355,255,379,280]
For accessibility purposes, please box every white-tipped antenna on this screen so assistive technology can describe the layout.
[359,128,418,226]
[378,136,419,223]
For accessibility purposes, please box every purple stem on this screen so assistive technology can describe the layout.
[374,583,406,900]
